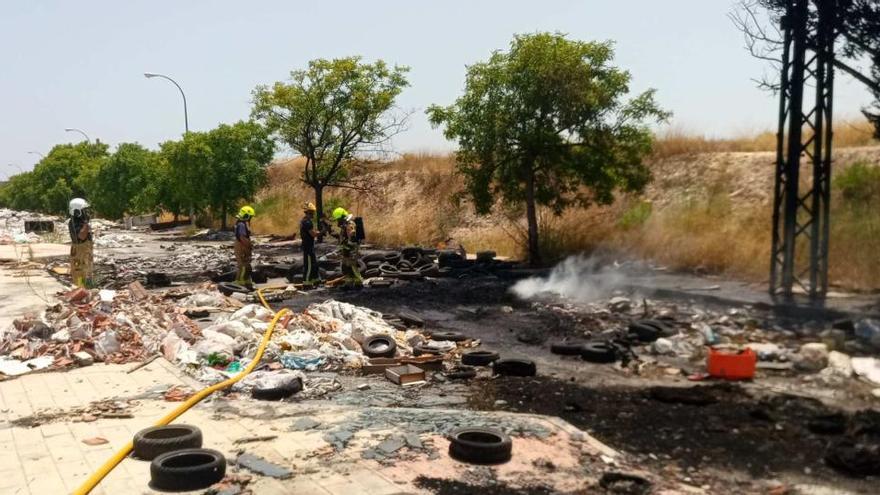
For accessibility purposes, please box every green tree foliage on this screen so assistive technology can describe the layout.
[160,132,214,221]
[1,142,108,215]
[90,143,162,219]
[158,122,274,227]
[252,57,410,220]
[204,121,275,228]
[428,33,669,264]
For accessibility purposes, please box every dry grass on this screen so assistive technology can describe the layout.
[250,125,880,290]
[652,119,877,159]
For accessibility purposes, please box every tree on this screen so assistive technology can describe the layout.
[204,121,275,228]
[252,57,410,220]
[19,141,109,214]
[731,0,880,137]
[428,33,669,265]
[90,143,162,219]
[160,132,214,223]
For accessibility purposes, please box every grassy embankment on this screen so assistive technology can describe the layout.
[251,120,880,290]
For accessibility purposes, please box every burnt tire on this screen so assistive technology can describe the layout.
[133,425,203,461]
[362,335,398,358]
[580,342,618,363]
[429,331,468,342]
[413,344,447,356]
[217,282,249,296]
[492,358,537,377]
[550,342,586,356]
[461,350,500,366]
[444,366,477,380]
[599,472,651,495]
[629,319,674,342]
[251,377,303,401]
[825,439,880,477]
[397,312,425,327]
[149,448,226,492]
[448,428,512,465]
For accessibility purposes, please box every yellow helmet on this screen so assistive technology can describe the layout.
[302,201,316,212]
[238,205,256,219]
[331,207,350,221]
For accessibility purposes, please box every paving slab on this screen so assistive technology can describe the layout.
[0,358,637,494]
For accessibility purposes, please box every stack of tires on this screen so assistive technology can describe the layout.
[133,425,226,492]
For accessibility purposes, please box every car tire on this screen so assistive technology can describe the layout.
[492,358,537,377]
[133,425,203,460]
[413,344,447,356]
[628,322,661,342]
[217,282,249,296]
[251,377,303,401]
[461,350,500,366]
[444,366,477,380]
[550,342,586,356]
[362,335,398,358]
[580,342,618,363]
[429,331,468,342]
[448,428,512,464]
[599,472,652,495]
[397,312,425,327]
[149,448,226,492]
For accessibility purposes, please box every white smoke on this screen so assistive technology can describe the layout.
[511,255,626,302]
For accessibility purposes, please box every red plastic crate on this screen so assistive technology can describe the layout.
[707,347,757,380]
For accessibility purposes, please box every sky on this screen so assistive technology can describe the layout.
[0,0,874,177]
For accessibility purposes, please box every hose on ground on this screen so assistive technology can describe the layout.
[73,289,288,494]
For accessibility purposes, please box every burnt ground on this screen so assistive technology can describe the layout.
[278,276,880,493]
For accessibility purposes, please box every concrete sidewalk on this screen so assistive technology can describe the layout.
[0,358,616,495]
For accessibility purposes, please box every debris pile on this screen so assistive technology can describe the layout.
[0,208,65,244]
[95,244,236,286]
[536,294,880,394]
[0,284,203,373]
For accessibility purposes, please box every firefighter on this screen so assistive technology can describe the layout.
[300,202,321,288]
[331,207,362,288]
[68,198,93,288]
[234,205,255,286]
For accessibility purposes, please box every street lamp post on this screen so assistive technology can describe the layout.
[28,151,45,159]
[144,71,193,224]
[64,128,91,143]
[144,72,189,134]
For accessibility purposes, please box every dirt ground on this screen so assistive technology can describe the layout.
[290,275,880,494]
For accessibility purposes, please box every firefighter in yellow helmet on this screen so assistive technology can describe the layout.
[300,202,321,288]
[234,206,255,286]
[332,207,362,288]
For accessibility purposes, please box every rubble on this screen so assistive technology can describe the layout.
[0,208,65,244]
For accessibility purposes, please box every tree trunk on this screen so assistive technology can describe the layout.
[314,184,324,223]
[525,169,541,266]
[173,211,179,222]
[221,204,228,230]
[189,205,196,226]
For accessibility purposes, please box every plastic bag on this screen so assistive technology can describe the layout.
[95,330,120,358]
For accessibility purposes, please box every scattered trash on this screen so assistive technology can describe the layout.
[234,453,293,479]
[794,343,830,372]
[386,364,427,385]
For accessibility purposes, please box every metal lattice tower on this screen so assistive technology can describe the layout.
[770,0,837,300]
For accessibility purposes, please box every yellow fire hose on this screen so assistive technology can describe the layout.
[73,289,288,494]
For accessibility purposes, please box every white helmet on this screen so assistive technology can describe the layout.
[69,198,90,217]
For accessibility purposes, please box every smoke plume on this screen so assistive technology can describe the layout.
[511,255,626,302]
